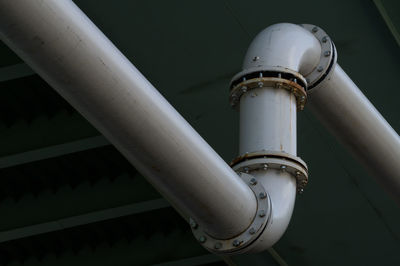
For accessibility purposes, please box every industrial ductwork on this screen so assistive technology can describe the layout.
[1,0,399,256]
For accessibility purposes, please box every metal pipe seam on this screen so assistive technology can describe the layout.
[0,0,258,240]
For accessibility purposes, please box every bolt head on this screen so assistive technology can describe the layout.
[199,236,207,243]
[249,228,256,235]
[214,242,222,249]
[322,36,328,43]
[257,82,264,88]
[280,165,287,171]
[233,240,241,247]
[259,210,266,217]
[263,164,268,170]
[241,86,247,92]
[259,192,267,199]
[324,51,331,57]
[189,218,198,229]
[312,26,319,33]
[253,56,260,61]
[244,167,249,173]
[317,66,324,72]
[249,178,257,185]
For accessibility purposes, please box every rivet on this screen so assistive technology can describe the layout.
[296,171,301,176]
[215,242,222,249]
[317,66,324,72]
[322,36,328,43]
[263,164,268,170]
[259,210,266,217]
[199,236,207,243]
[324,51,331,57]
[280,165,287,171]
[189,218,198,229]
[233,240,240,247]
[249,228,256,235]
[241,86,247,92]
[249,178,257,185]
[257,82,264,88]
[312,26,318,33]
[253,56,260,61]
[259,192,267,199]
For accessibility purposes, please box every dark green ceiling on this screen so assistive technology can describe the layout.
[0,0,399,265]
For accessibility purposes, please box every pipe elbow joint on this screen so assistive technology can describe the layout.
[231,23,336,90]
[243,23,321,75]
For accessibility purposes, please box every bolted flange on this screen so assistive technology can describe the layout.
[190,173,271,255]
[230,151,308,193]
[301,24,337,90]
[229,75,307,110]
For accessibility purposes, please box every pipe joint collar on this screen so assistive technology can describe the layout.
[229,75,307,110]
[231,151,308,193]
[190,172,271,255]
[301,24,337,90]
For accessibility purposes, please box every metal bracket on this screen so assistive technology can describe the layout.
[190,173,271,254]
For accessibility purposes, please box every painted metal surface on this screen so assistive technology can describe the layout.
[229,23,312,252]
[239,87,297,155]
[308,64,400,204]
[0,0,258,240]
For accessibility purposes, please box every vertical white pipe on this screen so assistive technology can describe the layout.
[249,169,297,251]
[240,87,297,155]
[308,64,400,204]
[0,0,258,238]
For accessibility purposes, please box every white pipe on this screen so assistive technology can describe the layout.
[241,23,321,76]
[308,64,400,204]
[249,169,297,251]
[240,87,297,155]
[230,23,315,251]
[0,0,258,239]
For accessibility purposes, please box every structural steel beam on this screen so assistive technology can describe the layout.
[0,135,109,169]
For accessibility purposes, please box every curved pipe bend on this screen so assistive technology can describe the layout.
[232,23,321,252]
[236,23,322,80]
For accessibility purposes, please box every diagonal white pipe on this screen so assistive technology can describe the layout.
[0,0,257,239]
[308,65,400,204]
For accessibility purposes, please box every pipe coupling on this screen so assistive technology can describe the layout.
[190,172,271,255]
[300,24,337,90]
[229,73,307,110]
[231,151,309,193]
